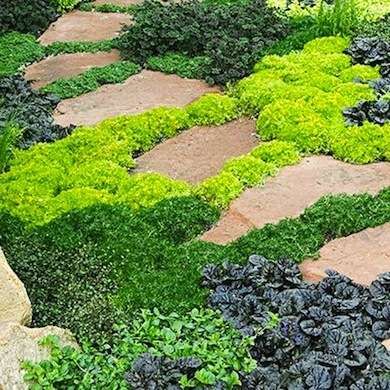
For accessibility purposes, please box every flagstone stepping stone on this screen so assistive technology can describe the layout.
[39,11,131,45]
[0,322,77,390]
[25,51,120,89]
[202,156,390,244]
[135,118,258,184]
[54,70,219,126]
[300,223,390,286]
[0,248,31,326]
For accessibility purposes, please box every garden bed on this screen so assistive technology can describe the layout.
[0,0,389,389]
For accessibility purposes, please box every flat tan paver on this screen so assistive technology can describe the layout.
[202,156,390,244]
[135,118,258,184]
[300,224,390,286]
[39,11,131,45]
[25,51,120,89]
[54,70,219,126]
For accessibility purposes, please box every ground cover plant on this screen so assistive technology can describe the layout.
[41,61,141,99]
[0,76,74,149]
[0,0,58,36]
[2,188,390,345]
[118,0,290,84]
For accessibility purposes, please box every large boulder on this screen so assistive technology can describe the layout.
[0,248,31,325]
[0,322,78,389]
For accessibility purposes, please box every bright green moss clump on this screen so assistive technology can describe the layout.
[233,36,386,162]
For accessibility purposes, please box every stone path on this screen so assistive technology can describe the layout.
[39,11,131,45]
[25,51,120,89]
[135,118,258,184]
[202,156,390,244]
[54,70,219,126]
[300,223,390,286]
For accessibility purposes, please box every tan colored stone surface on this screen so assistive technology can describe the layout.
[135,119,258,184]
[202,156,390,244]
[300,224,390,286]
[54,70,219,126]
[0,249,31,326]
[25,51,121,89]
[39,11,131,45]
[0,322,77,390]
[383,339,390,350]
[94,0,141,5]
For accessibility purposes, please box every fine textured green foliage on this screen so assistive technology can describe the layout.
[233,36,389,162]
[186,94,240,126]
[44,39,119,56]
[355,12,390,40]
[146,53,210,79]
[52,0,80,12]
[314,0,365,36]
[0,122,23,173]
[0,197,220,341]
[23,309,255,388]
[79,1,137,13]
[0,32,44,77]
[41,61,141,99]
[250,140,301,167]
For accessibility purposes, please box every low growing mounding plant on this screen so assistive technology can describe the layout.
[23,309,256,388]
[41,61,141,99]
[0,0,58,35]
[203,256,390,388]
[146,53,211,80]
[43,39,119,56]
[0,32,44,77]
[233,36,390,164]
[51,0,81,12]
[118,0,290,84]
[0,121,23,173]
[0,76,74,149]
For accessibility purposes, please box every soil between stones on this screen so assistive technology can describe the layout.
[39,11,131,45]
[134,118,258,184]
[25,51,121,89]
[202,156,390,244]
[54,70,219,126]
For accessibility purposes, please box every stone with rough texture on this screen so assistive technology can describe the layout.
[300,223,390,286]
[39,11,131,45]
[25,51,121,89]
[0,322,77,390]
[135,119,258,184]
[202,156,390,244]
[383,339,390,350]
[54,70,219,126]
[0,249,31,326]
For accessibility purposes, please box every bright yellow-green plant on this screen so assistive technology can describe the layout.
[232,36,386,161]
[52,0,80,12]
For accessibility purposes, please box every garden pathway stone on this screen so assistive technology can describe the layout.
[0,248,31,326]
[25,51,121,89]
[39,11,131,45]
[0,322,77,390]
[300,223,390,286]
[135,118,258,184]
[54,70,219,126]
[202,156,390,244]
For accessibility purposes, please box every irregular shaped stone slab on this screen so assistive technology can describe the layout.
[54,70,219,126]
[0,322,77,390]
[300,224,390,286]
[0,249,31,326]
[25,51,120,89]
[39,11,131,45]
[135,119,258,184]
[202,156,390,244]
